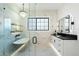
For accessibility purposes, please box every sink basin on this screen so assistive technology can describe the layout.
[56,35,62,37]
[13,38,29,44]
[56,35,60,37]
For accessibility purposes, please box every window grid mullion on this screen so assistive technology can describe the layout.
[28,18,49,31]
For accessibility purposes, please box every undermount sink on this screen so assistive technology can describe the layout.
[13,38,29,44]
[56,35,60,37]
[56,35,62,37]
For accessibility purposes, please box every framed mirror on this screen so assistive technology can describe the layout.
[11,23,23,33]
[59,15,70,33]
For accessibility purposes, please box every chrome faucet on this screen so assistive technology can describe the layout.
[55,30,57,36]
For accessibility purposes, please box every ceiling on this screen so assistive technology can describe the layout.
[0,3,65,22]
[34,3,65,10]
[0,3,65,11]
[0,3,65,16]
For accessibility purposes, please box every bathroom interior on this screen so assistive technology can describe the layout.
[0,3,79,56]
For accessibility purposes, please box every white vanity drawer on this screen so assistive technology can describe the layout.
[51,36,64,55]
[58,43,64,55]
[58,48,63,55]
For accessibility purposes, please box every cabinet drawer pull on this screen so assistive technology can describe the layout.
[58,44,61,46]
[58,50,61,52]
[54,40,55,42]
[59,40,61,41]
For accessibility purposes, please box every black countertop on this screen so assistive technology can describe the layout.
[51,33,77,40]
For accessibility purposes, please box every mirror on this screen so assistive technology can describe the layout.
[59,15,70,33]
[11,23,23,33]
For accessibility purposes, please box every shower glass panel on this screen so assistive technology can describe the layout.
[26,3,38,56]
[0,15,4,56]
[0,3,25,56]
[3,4,17,56]
[13,3,37,56]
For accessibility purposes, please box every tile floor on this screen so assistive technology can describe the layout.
[14,41,57,56]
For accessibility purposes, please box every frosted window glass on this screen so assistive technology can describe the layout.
[29,19,33,23]
[32,27,36,30]
[37,19,41,23]
[33,19,36,22]
[45,19,48,22]
[37,27,41,30]
[41,19,45,23]
[45,27,48,30]
[29,23,33,27]
[41,23,45,26]
[45,23,48,27]
[28,18,49,31]
[37,23,41,26]
[29,27,32,30]
[41,27,44,30]
[33,23,36,26]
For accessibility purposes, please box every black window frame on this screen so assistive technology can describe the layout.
[28,17,49,31]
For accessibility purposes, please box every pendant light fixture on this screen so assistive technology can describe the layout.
[19,3,27,18]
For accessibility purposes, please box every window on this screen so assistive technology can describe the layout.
[28,17,49,31]
[28,18,36,31]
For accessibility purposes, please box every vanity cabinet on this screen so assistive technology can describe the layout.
[51,36,64,55]
[51,36,79,56]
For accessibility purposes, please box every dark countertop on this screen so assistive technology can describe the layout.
[51,33,77,40]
